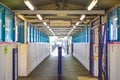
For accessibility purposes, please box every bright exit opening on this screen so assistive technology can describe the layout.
[49,36,72,56]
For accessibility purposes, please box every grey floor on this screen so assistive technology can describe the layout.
[18,55,91,80]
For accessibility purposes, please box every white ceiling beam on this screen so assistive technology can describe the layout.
[27,19,90,23]
[14,10,105,15]
[44,16,96,19]
[25,15,96,19]
[51,27,83,29]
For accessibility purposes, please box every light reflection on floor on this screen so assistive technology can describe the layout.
[51,47,67,56]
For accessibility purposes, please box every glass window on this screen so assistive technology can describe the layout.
[27,23,30,42]
[0,9,2,41]
[31,26,34,42]
[20,22,24,43]
[15,18,24,43]
[5,9,14,42]
[0,5,4,42]
[34,28,36,42]
[110,16,118,40]
[37,29,39,42]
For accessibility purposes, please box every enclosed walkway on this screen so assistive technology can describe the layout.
[18,54,97,80]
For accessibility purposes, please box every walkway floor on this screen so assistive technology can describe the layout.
[18,54,97,80]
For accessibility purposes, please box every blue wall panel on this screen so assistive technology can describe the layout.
[0,4,5,41]
[5,9,14,42]
[16,18,24,43]
[30,26,34,42]
[27,23,30,42]
[26,23,49,43]
[108,6,120,42]
[72,26,90,43]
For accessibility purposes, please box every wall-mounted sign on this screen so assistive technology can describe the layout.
[50,20,71,27]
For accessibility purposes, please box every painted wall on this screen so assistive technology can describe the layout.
[73,43,90,70]
[108,44,120,80]
[0,44,17,80]
[72,26,90,70]
[18,42,50,76]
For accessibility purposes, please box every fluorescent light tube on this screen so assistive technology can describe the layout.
[24,0,34,11]
[47,26,50,29]
[71,28,74,31]
[37,14,42,20]
[68,28,74,36]
[80,15,86,20]
[76,22,79,26]
[87,0,98,11]
[51,31,55,36]
[49,28,52,32]
[73,26,76,29]
[43,22,47,26]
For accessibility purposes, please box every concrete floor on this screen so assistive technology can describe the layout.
[18,54,96,80]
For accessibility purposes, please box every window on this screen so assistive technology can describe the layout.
[0,5,5,42]
[34,28,36,42]
[15,18,24,43]
[110,16,118,40]
[31,26,34,42]
[27,23,31,42]
[5,9,14,42]
[0,9,2,41]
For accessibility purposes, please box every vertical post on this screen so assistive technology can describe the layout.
[12,47,18,80]
[90,28,94,75]
[24,21,27,43]
[98,24,102,80]
[58,47,62,80]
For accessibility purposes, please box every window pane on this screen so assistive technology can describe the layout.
[27,23,30,42]
[0,10,2,41]
[5,9,14,42]
[110,16,118,40]
[31,26,34,42]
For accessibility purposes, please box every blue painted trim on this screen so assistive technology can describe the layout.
[72,26,90,43]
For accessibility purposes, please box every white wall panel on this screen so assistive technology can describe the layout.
[0,44,17,80]
[73,43,90,70]
[0,45,4,80]
[18,44,27,76]
[18,42,50,76]
[108,44,120,80]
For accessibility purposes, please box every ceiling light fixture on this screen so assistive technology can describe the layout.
[67,28,75,36]
[43,22,47,26]
[51,30,55,36]
[36,14,42,20]
[71,28,74,31]
[49,28,52,31]
[47,26,50,29]
[87,0,98,11]
[80,15,86,20]
[73,26,76,29]
[76,22,79,26]
[24,0,34,11]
